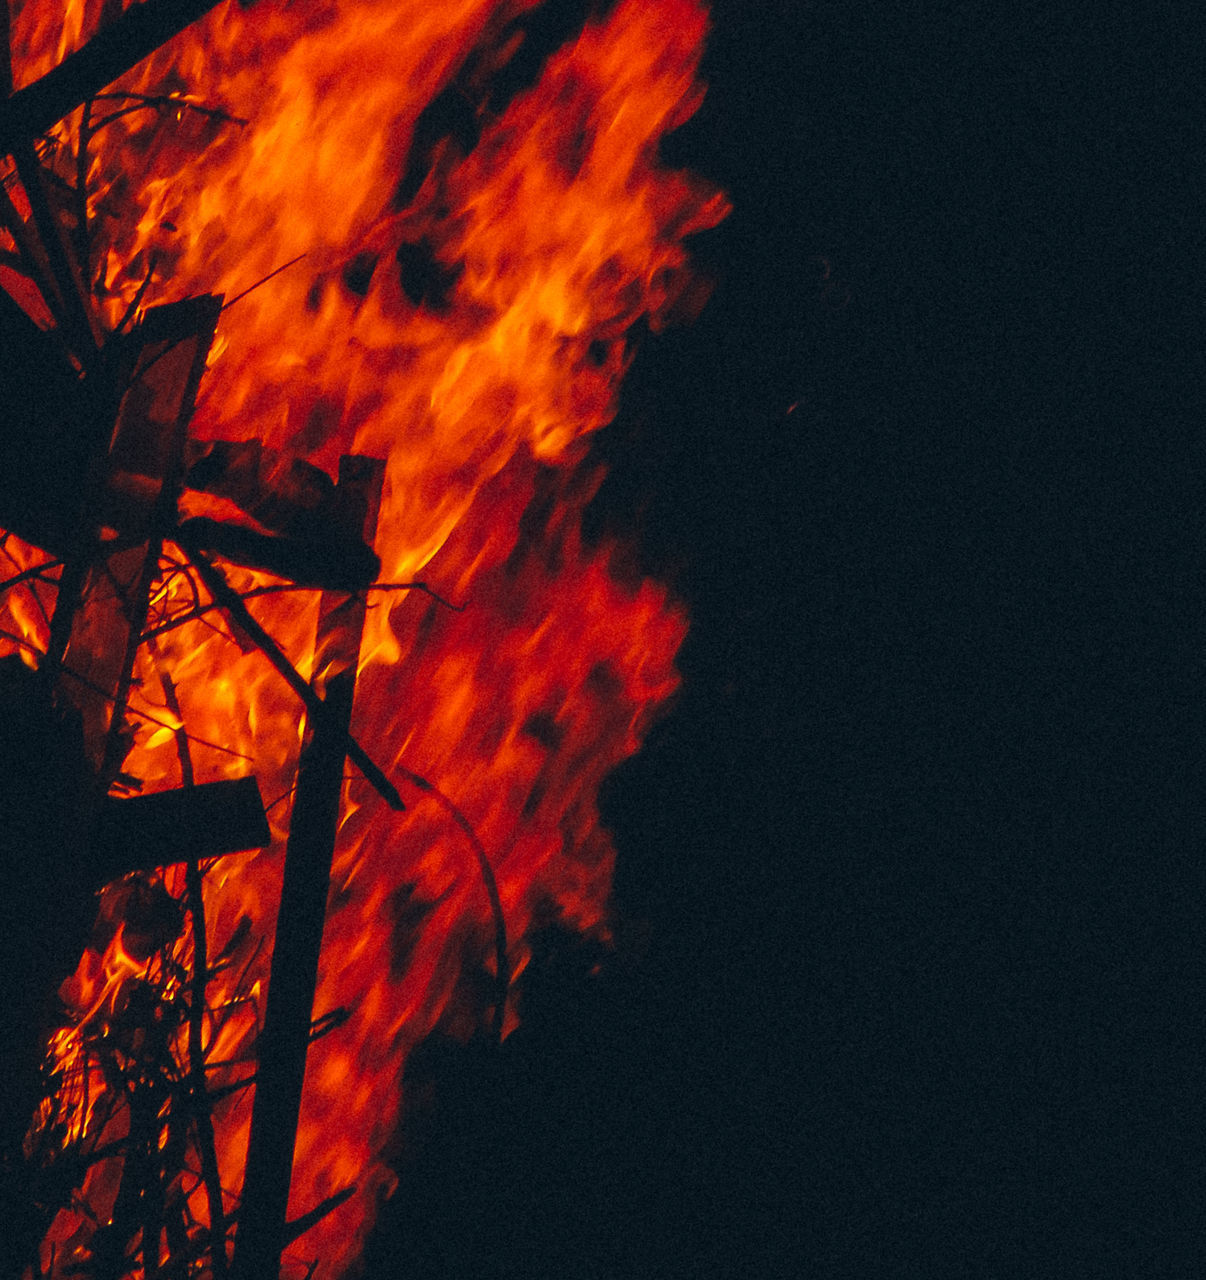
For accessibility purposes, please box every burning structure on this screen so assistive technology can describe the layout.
[0,0,727,1275]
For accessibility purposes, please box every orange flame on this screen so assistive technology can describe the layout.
[2,0,727,1274]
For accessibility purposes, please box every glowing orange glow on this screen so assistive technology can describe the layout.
[1,0,726,1275]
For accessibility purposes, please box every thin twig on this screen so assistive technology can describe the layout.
[205,934,264,1051]
[141,578,463,643]
[0,558,62,594]
[149,643,229,1278]
[0,630,255,760]
[250,580,464,611]
[0,539,56,631]
[205,1074,257,1105]
[75,97,92,285]
[263,783,298,816]
[125,705,257,762]
[90,91,249,129]
[281,1185,356,1249]
[95,680,257,763]
[221,253,308,311]
[0,180,68,330]
[114,251,161,334]
[7,133,99,367]
[396,766,509,1042]
[306,1007,351,1044]
[0,624,45,658]
[173,544,404,810]
[146,559,199,634]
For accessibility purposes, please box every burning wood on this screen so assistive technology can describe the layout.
[0,0,227,148]
[96,777,271,881]
[231,455,382,1278]
[0,0,726,1276]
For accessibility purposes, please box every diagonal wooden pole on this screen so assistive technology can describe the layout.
[0,0,228,152]
[230,455,384,1280]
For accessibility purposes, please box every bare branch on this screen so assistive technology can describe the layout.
[173,543,405,810]
[114,251,161,334]
[0,557,62,594]
[396,766,509,1042]
[0,0,228,145]
[141,576,464,643]
[148,641,229,1276]
[91,91,249,130]
[221,253,308,312]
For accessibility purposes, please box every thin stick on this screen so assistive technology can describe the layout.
[221,253,308,311]
[7,134,98,366]
[114,251,160,334]
[0,628,254,762]
[90,91,248,130]
[281,1184,356,1249]
[0,624,44,657]
[75,98,92,285]
[141,578,463,643]
[0,558,62,594]
[176,545,404,810]
[150,647,229,1278]
[396,766,509,1042]
[0,179,69,332]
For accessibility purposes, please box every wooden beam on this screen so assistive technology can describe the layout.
[1,0,228,151]
[94,775,270,883]
[230,456,384,1280]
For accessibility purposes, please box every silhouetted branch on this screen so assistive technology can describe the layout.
[0,539,56,630]
[366,580,465,610]
[90,91,249,131]
[7,135,99,366]
[150,645,229,1278]
[220,253,308,311]
[281,1184,356,1248]
[115,251,161,334]
[142,577,463,644]
[0,0,228,146]
[0,177,68,331]
[0,558,62,594]
[175,544,404,810]
[397,766,509,1042]
[0,624,44,658]
[67,661,257,762]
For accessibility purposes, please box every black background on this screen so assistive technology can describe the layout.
[371,3,1201,1277]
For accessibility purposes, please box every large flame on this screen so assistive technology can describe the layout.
[1,0,726,1274]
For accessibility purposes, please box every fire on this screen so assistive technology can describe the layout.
[1,0,726,1275]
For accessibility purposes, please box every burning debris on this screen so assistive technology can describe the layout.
[0,0,725,1276]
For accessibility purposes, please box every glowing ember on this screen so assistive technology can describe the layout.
[1,0,727,1274]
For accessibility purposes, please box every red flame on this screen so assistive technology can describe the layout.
[2,0,727,1274]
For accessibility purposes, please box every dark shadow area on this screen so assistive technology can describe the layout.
[369,3,1199,1278]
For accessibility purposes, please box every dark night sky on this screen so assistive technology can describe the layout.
[367,4,1203,1278]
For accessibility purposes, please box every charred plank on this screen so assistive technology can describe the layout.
[175,516,380,592]
[94,776,270,884]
